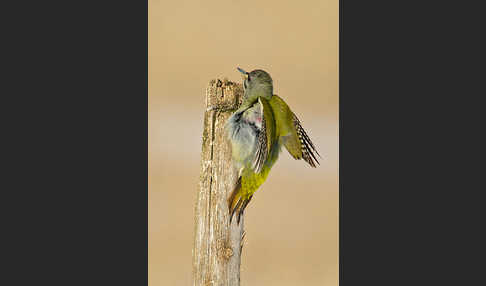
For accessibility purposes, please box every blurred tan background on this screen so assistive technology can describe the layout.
[149,0,338,285]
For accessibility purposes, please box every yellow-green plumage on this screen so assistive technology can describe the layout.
[226,68,319,223]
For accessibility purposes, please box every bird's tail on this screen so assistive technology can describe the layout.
[228,177,252,224]
[228,167,270,224]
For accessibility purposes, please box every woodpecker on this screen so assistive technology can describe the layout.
[226,67,320,224]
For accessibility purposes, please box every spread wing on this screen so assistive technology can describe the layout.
[270,94,320,168]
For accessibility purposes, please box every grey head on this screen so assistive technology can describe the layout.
[237,67,273,102]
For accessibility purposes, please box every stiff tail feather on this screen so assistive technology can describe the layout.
[228,177,253,224]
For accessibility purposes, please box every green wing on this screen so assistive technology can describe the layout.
[251,97,275,173]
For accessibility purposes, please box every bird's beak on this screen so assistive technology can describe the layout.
[237,67,248,75]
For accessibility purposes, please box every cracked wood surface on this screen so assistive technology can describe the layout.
[193,79,245,286]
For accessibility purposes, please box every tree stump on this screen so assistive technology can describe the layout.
[193,79,245,286]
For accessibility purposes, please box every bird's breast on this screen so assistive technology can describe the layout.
[226,114,257,164]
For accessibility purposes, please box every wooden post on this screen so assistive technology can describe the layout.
[193,79,245,286]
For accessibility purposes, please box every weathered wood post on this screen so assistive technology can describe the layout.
[193,79,245,286]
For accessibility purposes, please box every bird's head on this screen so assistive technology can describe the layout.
[237,67,273,102]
